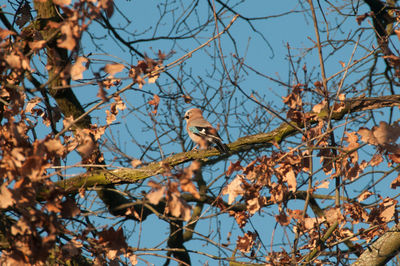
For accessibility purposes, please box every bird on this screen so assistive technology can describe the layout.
[184,108,230,153]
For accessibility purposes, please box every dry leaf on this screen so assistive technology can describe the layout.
[44,138,64,157]
[222,175,244,204]
[275,211,291,226]
[58,23,76,50]
[70,57,88,80]
[53,0,71,5]
[0,28,15,39]
[315,180,330,189]
[28,40,46,51]
[148,94,160,114]
[25,97,42,114]
[390,174,400,189]
[0,184,15,209]
[100,0,114,18]
[357,191,373,202]
[358,122,400,146]
[236,231,257,253]
[380,198,397,222]
[146,186,165,205]
[5,53,31,70]
[104,63,125,76]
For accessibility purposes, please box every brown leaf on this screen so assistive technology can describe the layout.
[15,2,31,28]
[283,168,297,192]
[236,231,257,253]
[344,131,359,164]
[148,65,160,83]
[53,0,71,5]
[180,168,201,200]
[104,63,125,76]
[61,198,80,218]
[100,0,114,18]
[11,218,30,235]
[75,129,96,159]
[62,239,82,258]
[44,138,64,156]
[370,153,383,166]
[146,186,165,205]
[70,57,88,80]
[28,40,46,51]
[127,253,138,265]
[358,122,400,146]
[25,97,42,114]
[288,209,303,220]
[5,53,31,70]
[227,160,243,176]
[324,207,343,225]
[98,227,128,260]
[0,28,15,39]
[380,198,397,222]
[106,110,116,125]
[229,211,249,228]
[275,211,291,226]
[222,175,244,204]
[312,100,326,113]
[166,193,191,221]
[315,180,330,189]
[390,174,400,189]
[357,191,373,202]
[0,184,15,209]
[58,22,76,50]
[304,217,325,230]
[148,94,160,114]
[247,196,265,215]
[97,87,107,101]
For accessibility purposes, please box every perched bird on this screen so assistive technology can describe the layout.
[184,108,229,153]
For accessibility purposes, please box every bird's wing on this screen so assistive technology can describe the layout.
[188,125,222,141]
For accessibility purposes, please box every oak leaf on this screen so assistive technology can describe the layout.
[70,57,88,80]
[222,175,244,204]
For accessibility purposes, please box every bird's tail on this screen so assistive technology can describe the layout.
[213,139,230,154]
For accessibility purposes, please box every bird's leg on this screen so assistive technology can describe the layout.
[192,144,199,150]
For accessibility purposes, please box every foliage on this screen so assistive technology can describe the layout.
[1,0,400,265]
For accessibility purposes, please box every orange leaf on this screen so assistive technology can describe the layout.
[70,57,88,80]
[104,63,125,76]
[357,191,373,202]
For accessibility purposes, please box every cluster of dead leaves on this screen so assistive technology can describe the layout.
[0,28,32,86]
[90,227,137,265]
[146,161,201,221]
[223,151,310,228]
[0,85,84,264]
[344,196,397,243]
[129,54,165,88]
[358,121,400,188]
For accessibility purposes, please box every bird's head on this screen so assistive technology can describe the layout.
[184,108,203,121]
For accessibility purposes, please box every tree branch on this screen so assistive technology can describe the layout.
[55,94,400,193]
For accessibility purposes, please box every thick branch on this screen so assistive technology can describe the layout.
[56,94,400,193]
[353,222,400,265]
